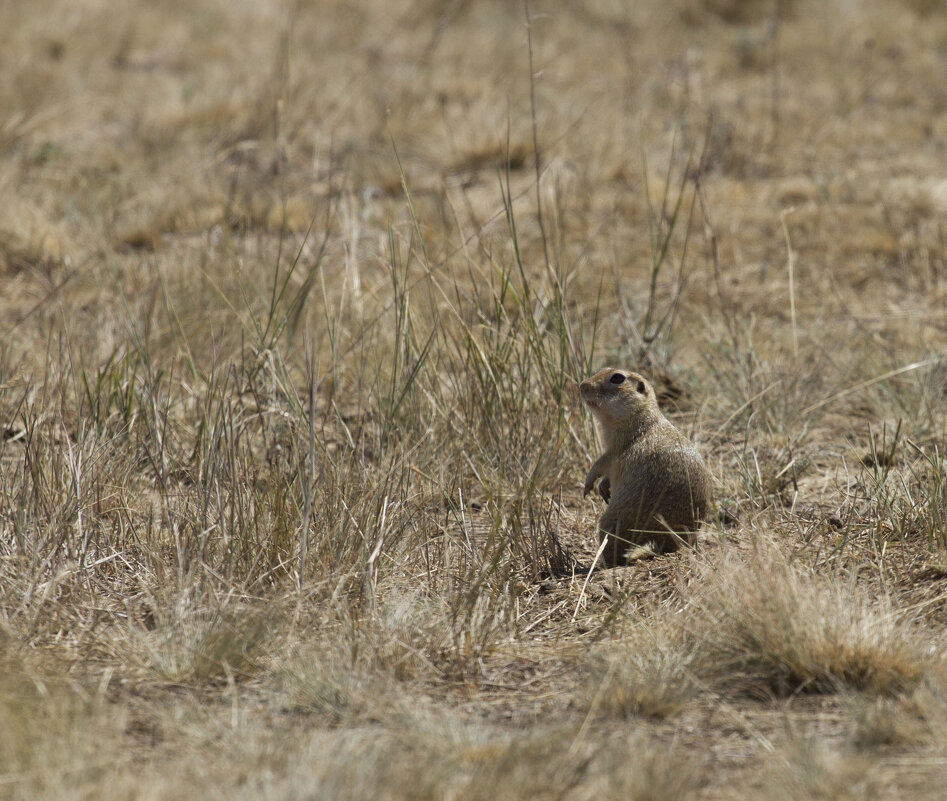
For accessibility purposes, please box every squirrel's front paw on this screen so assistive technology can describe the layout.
[598,476,611,503]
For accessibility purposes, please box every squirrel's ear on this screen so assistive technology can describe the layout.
[636,379,646,394]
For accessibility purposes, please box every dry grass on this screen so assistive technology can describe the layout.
[684,538,929,697]
[582,620,701,720]
[3,0,947,797]
[582,537,930,724]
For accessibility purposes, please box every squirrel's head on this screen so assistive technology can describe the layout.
[579,368,658,430]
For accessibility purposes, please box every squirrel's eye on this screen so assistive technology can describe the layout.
[609,373,625,385]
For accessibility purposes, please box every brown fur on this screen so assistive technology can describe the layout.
[580,368,712,566]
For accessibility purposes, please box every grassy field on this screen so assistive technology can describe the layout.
[2,0,947,797]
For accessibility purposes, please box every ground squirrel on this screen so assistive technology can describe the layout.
[580,368,712,566]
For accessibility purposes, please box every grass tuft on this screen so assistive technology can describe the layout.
[682,539,927,697]
[581,622,699,719]
[132,595,271,682]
